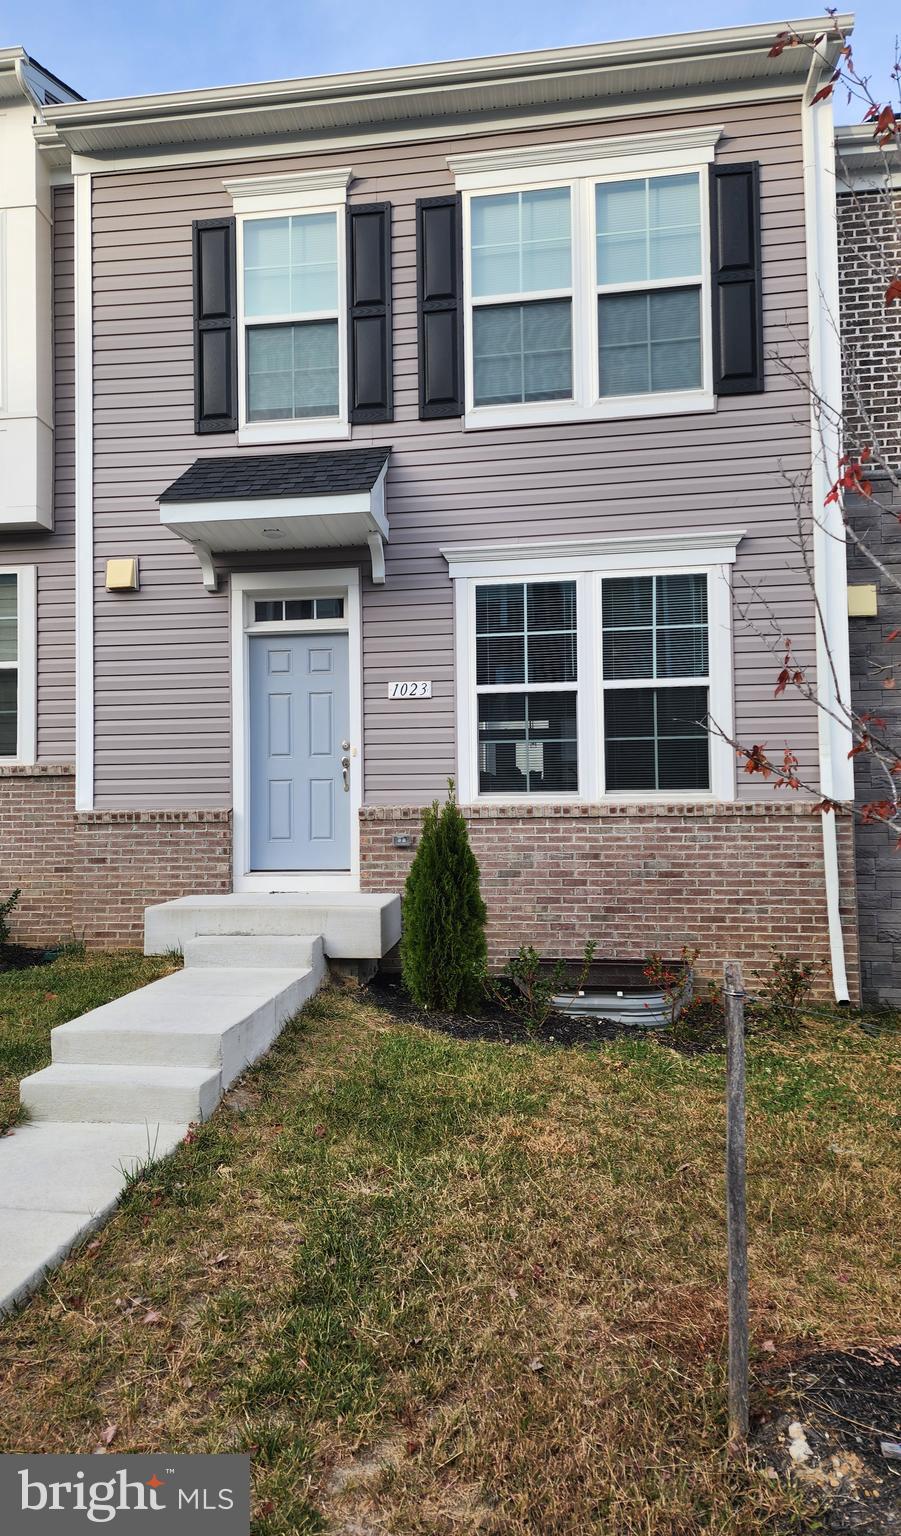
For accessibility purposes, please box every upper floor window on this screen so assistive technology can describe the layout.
[471,188,573,408]
[596,174,703,398]
[242,211,342,428]
[454,131,722,429]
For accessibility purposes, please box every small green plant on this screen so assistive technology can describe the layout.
[751,948,823,1030]
[499,940,597,1036]
[0,889,20,955]
[400,781,487,1012]
[643,946,699,1026]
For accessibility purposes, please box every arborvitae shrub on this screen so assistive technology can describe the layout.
[400,782,487,1011]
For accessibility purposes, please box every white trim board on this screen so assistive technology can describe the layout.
[0,564,36,766]
[73,171,93,811]
[441,529,745,579]
[224,167,353,213]
[448,124,722,186]
[229,567,363,894]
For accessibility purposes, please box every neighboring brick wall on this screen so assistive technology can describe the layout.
[73,811,233,947]
[838,185,901,1003]
[836,189,901,467]
[0,770,232,949]
[0,766,76,944]
[845,480,901,1003]
[361,803,860,1001]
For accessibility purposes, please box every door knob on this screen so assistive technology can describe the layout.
[341,754,350,792]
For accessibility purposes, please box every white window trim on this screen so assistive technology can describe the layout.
[0,564,37,766]
[452,129,719,431]
[230,173,351,447]
[230,567,362,893]
[445,533,739,806]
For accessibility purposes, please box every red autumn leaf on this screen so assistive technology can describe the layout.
[849,736,872,758]
[811,82,834,105]
[258,1500,275,1518]
[884,678,897,689]
[887,629,901,642]
[873,105,896,138]
[811,798,839,814]
[860,800,895,824]
[886,278,901,306]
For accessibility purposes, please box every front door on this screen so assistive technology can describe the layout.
[249,632,350,871]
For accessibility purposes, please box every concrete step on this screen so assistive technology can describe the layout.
[144,892,401,960]
[20,1064,222,1125]
[50,963,323,1087]
[183,934,323,969]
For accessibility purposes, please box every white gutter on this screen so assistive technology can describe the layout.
[801,54,854,1001]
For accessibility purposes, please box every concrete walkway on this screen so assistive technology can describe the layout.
[1,935,326,1314]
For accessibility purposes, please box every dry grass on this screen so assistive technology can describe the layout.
[0,986,897,1535]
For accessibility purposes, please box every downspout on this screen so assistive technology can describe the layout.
[801,53,853,1002]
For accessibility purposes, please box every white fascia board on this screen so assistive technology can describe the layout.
[55,85,801,177]
[441,528,745,579]
[448,124,722,186]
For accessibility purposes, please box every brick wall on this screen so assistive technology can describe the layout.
[0,769,231,949]
[361,802,860,1001]
[838,186,901,1003]
[0,766,76,944]
[73,811,232,947]
[836,188,901,466]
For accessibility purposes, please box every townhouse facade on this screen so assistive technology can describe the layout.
[0,19,869,997]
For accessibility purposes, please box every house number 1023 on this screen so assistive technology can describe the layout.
[388,680,432,699]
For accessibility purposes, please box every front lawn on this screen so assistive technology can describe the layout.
[0,949,179,1131]
[0,983,896,1534]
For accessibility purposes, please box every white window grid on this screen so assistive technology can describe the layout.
[456,564,733,805]
[236,205,348,442]
[461,163,714,429]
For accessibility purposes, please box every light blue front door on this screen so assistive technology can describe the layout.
[249,633,350,871]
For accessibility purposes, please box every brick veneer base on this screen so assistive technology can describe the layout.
[0,768,231,948]
[2,773,860,1001]
[361,802,861,1002]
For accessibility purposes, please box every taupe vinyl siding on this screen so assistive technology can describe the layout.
[0,186,75,762]
[90,100,816,808]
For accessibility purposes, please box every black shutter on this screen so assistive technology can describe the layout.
[709,163,763,395]
[346,203,392,423]
[192,217,237,433]
[416,195,463,418]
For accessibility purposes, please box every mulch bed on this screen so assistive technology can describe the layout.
[0,945,56,974]
[366,972,726,1053]
[753,1345,901,1534]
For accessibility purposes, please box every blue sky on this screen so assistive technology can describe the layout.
[5,0,893,124]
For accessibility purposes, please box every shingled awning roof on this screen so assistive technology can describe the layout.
[158,449,390,590]
[160,448,390,504]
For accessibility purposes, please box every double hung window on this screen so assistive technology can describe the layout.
[243,212,341,423]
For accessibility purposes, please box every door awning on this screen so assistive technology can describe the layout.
[159,447,390,590]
